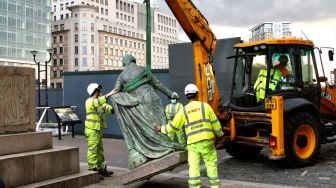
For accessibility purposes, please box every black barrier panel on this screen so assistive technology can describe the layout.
[63,70,171,138]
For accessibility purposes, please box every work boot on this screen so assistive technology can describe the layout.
[89,168,105,180]
[99,166,114,177]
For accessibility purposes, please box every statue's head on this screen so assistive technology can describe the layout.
[122,54,136,67]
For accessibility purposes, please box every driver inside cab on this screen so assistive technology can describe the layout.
[274,55,289,79]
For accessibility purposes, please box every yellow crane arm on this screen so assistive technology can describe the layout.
[165,0,220,112]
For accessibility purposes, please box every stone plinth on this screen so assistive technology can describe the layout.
[0,66,35,134]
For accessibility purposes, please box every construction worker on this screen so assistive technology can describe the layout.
[85,83,116,177]
[154,84,224,188]
[165,95,185,146]
[254,68,282,102]
[274,55,289,77]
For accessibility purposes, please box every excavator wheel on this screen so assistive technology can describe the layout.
[225,143,262,159]
[284,112,321,167]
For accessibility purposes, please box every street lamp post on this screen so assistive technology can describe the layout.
[31,49,53,121]
[45,49,53,121]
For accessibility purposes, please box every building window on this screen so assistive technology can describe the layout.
[91,23,94,31]
[104,47,108,54]
[53,36,57,43]
[91,35,94,43]
[75,34,78,42]
[75,58,78,66]
[82,46,87,54]
[82,22,87,30]
[74,23,78,30]
[59,59,63,65]
[60,70,63,76]
[56,82,62,88]
[60,14,64,20]
[53,48,57,54]
[59,47,63,54]
[60,24,64,30]
[53,71,57,78]
[82,57,87,66]
[59,35,63,43]
[53,59,57,66]
[91,46,94,54]
[75,46,78,54]
[82,34,87,43]
[105,36,108,43]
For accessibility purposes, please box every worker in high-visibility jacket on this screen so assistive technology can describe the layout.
[254,69,282,102]
[165,96,186,146]
[155,84,224,188]
[85,83,116,177]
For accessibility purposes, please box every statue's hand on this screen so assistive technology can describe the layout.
[154,125,161,133]
[170,92,179,99]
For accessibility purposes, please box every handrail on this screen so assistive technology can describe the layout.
[35,107,51,131]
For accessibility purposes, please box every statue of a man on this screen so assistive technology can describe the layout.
[111,54,183,169]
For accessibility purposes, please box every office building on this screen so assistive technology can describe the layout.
[250,22,292,42]
[51,0,179,88]
[0,0,52,85]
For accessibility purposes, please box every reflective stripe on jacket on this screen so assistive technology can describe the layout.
[253,69,282,102]
[165,103,183,121]
[85,96,113,130]
[161,101,223,145]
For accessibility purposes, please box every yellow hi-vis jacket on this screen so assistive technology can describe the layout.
[161,101,223,145]
[165,102,183,121]
[253,69,282,102]
[85,96,113,130]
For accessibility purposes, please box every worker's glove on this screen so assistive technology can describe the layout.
[154,125,161,133]
[170,92,179,100]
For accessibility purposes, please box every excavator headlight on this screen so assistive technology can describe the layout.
[260,45,266,49]
[253,46,259,51]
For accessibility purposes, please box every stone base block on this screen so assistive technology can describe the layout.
[0,146,79,187]
[17,170,100,188]
[121,151,187,185]
[0,132,52,156]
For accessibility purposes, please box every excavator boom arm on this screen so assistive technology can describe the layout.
[165,0,220,111]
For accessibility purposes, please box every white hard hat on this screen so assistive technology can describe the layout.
[87,83,101,96]
[184,84,199,96]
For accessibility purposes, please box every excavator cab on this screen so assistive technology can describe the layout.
[228,39,321,110]
[222,38,324,167]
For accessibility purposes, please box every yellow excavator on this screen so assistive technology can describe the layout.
[166,0,336,167]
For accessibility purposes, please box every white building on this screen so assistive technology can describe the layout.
[51,0,180,88]
[250,22,292,42]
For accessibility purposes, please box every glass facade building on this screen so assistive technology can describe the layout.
[0,0,52,64]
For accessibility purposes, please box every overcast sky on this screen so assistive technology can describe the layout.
[133,0,336,48]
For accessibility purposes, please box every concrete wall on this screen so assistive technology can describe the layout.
[0,66,35,134]
[63,69,171,138]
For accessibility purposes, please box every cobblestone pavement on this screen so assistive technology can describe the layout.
[214,143,336,188]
